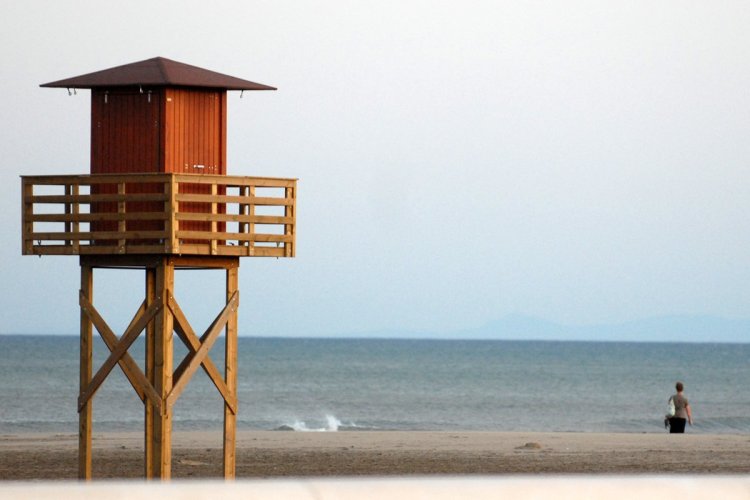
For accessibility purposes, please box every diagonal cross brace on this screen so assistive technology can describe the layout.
[78,296,163,412]
[168,291,238,413]
[166,290,239,411]
[79,293,163,415]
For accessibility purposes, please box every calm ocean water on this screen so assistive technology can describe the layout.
[0,336,748,434]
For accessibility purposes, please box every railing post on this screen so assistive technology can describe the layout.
[239,186,247,252]
[117,182,126,252]
[21,179,33,255]
[166,175,178,254]
[210,183,218,255]
[285,182,296,258]
[65,184,72,246]
[247,185,255,257]
[72,184,80,254]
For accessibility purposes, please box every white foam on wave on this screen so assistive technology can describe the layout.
[278,414,357,432]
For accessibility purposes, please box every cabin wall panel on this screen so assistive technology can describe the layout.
[90,90,163,237]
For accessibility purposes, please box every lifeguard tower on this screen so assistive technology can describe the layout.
[21,57,296,479]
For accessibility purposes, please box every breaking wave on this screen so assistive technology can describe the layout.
[273,414,371,432]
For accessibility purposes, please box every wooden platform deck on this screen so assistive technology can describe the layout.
[21,173,296,258]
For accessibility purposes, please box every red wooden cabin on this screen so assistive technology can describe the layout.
[42,56,275,175]
[41,57,276,241]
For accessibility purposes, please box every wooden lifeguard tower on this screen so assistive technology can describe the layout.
[21,57,296,479]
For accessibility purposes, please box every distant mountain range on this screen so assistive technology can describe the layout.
[363,314,750,343]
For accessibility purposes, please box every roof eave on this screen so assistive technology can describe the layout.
[39,57,277,91]
[40,81,277,91]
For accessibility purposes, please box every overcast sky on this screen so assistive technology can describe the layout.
[1,1,749,339]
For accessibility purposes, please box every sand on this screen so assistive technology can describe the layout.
[1,430,749,480]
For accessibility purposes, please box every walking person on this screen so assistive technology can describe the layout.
[667,381,693,433]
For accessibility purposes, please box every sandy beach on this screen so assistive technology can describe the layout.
[1,430,749,480]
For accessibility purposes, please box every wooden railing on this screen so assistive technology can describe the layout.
[21,173,296,258]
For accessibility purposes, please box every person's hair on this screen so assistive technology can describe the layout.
[676,381,684,392]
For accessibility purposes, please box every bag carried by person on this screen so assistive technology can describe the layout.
[667,397,675,417]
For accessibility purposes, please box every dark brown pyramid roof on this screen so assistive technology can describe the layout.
[40,57,276,91]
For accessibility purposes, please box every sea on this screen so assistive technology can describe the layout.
[1,336,748,435]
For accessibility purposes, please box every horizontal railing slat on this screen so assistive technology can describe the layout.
[32,212,169,223]
[173,174,296,188]
[22,173,170,185]
[175,213,293,224]
[30,194,169,204]
[32,230,168,241]
[22,173,297,187]
[175,231,293,243]
[175,193,293,206]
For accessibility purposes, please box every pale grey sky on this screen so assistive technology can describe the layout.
[2,1,749,339]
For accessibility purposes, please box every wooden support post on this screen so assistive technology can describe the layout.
[78,264,93,480]
[144,267,156,478]
[152,258,174,479]
[223,263,239,478]
[74,255,243,480]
